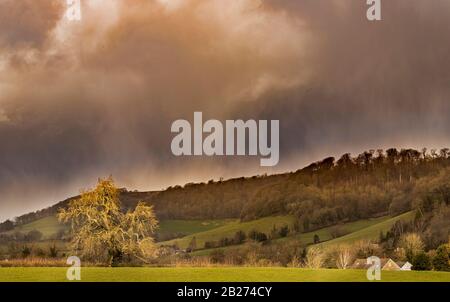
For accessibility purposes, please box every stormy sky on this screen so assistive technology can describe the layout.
[1,0,450,220]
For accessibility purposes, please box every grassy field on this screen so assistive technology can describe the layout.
[160,216,296,249]
[276,215,392,245]
[0,267,448,282]
[188,212,414,256]
[317,211,415,248]
[4,216,67,239]
[158,219,236,237]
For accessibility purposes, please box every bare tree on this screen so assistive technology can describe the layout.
[399,233,424,261]
[304,246,325,269]
[335,245,355,269]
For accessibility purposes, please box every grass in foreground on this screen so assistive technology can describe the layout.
[0,267,449,282]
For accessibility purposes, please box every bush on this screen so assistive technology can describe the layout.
[35,248,46,258]
[26,230,43,242]
[204,241,217,249]
[219,237,232,247]
[49,244,58,258]
[313,234,320,244]
[432,245,450,271]
[412,252,432,271]
[304,246,325,269]
[209,249,225,264]
[248,230,268,242]
[21,245,32,258]
[233,231,246,244]
[278,225,289,238]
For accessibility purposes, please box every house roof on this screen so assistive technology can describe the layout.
[351,258,402,269]
[398,261,412,267]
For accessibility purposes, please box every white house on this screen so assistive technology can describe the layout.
[398,261,413,271]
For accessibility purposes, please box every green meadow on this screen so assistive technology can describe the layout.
[0,267,448,282]
[317,211,415,248]
[4,216,67,239]
[160,216,295,249]
[158,219,236,237]
[180,212,415,257]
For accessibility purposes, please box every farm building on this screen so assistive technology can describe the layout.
[397,261,413,271]
[351,258,402,271]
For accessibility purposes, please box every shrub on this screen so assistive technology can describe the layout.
[21,245,32,258]
[412,252,432,271]
[400,233,424,263]
[49,244,58,258]
[278,225,289,238]
[304,247,325,269]
[35,248,46,258]
[233,231,246,244]
[313,234,320,244]
[204,241,217,249]
[289,255,301,268]
[26,230,43,242]
[210,249,225,264]
[248,230,268,242]
[432,245,450,271]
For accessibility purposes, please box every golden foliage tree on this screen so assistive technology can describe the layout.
[58,177,158,266]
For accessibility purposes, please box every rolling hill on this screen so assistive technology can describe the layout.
[185,211,416,257]
[160,216,295,249]
[2,215,236,242]
[160,211,415,252]
[317,211,415,247]
[3,216,67,239]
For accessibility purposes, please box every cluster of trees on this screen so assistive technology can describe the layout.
[0,230,44,244]
[201,237,449,271]
[148,148,450,232]
[0,220,14,232]
[5,243,60,259]
[204,233,246,249]
[374,166,450,251]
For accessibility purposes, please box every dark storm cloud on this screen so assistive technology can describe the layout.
[1,0,450,220]
[251,0,450,166]
[0,0,63,49]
